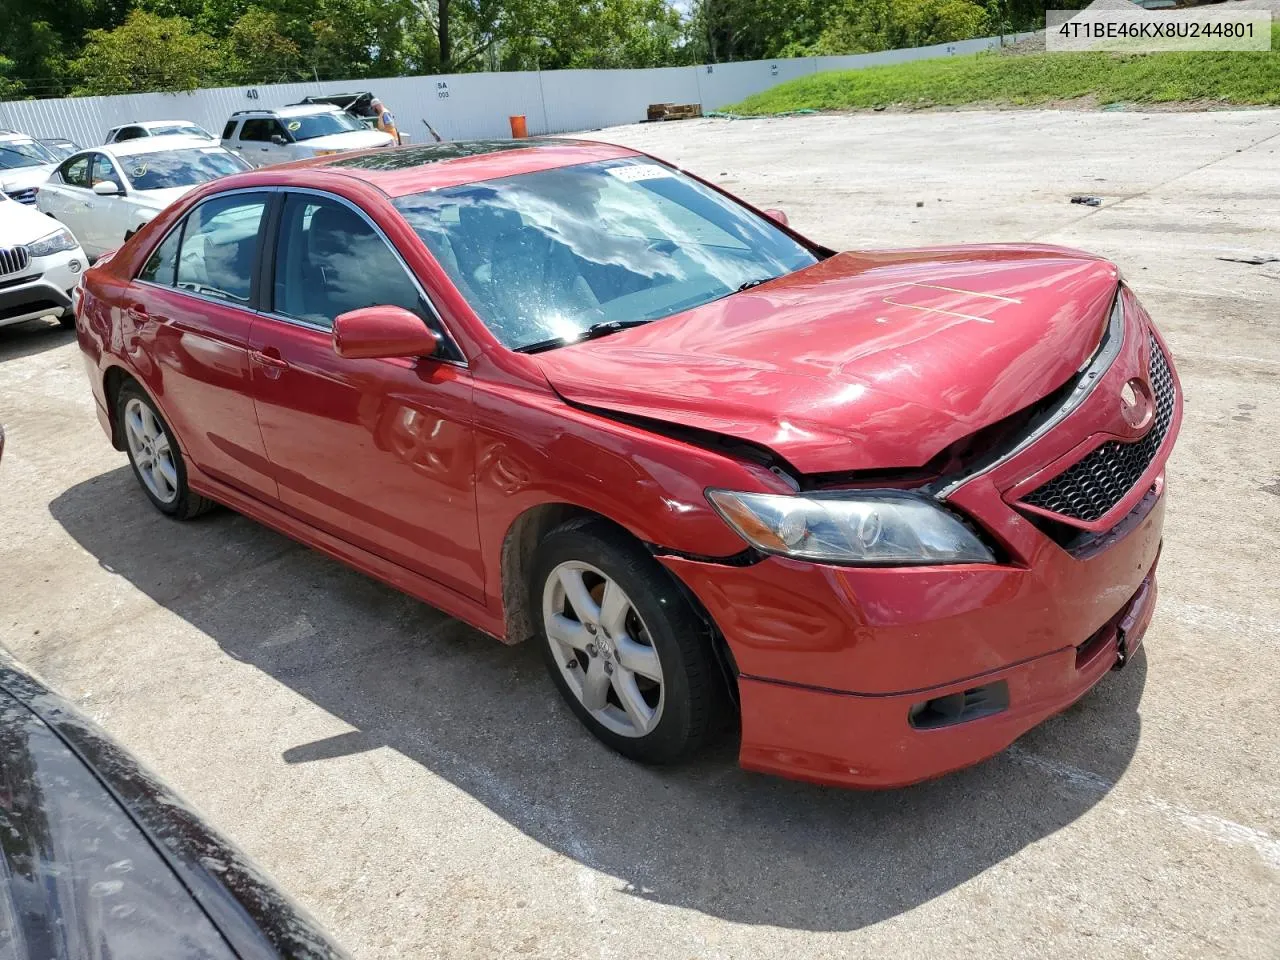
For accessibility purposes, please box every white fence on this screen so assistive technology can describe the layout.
[0,33,1035,148]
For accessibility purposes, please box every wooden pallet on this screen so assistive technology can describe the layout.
[646,102,704,122]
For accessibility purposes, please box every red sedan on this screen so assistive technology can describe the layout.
[74,139,1181,788]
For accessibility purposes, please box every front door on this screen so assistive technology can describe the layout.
[247,191,483,599]
[129,191,279,502]
[236,118,291,167]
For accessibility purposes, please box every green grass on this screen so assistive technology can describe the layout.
[728,26,1280,113]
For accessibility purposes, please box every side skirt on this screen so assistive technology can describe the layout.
[187,466,506,642]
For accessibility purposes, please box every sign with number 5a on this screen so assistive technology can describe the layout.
[436,81,449,100]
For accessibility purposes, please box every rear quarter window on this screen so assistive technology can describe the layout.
[221,120,238,140]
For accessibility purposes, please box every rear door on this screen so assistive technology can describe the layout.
[128,191,278,501]
[246,190,483,598]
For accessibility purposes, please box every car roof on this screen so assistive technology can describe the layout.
[294,138,642,197]
[262,104,344,118]
[0,131,39,143]
[96,135,228,158]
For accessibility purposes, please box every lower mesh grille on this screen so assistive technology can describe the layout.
[1022,333,1174,523]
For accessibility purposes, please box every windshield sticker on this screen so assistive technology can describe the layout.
[286,121,301,132]
[130,164,148,178]
[606,164,675,183]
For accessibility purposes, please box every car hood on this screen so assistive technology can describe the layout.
[533,245,1120,475]
[0,164,55,193]
[299,129,394,151]
[0,196,65,246]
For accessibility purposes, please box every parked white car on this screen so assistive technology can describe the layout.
[36,137,250,259]
[220,104,394,167]
[105,120,217,144]
[0,131,60,205]
[0,189,86,331]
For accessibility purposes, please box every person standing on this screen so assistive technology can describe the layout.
[370,98,401,144]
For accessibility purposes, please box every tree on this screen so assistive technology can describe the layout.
[228,6,303,83]
[70,9,225,94]
[818,0,992,54]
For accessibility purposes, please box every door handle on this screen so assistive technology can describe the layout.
[126,303,150,324]
[250,349,289,379]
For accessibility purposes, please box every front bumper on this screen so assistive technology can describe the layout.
[0,251,85,328]
[663,489,1163,788]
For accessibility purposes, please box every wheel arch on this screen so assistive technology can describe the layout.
[499,502,741,708]
[101,363,134,451]
[500,502,630,645]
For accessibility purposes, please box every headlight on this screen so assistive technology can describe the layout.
[706,489,995,565]
[28,228,78,258]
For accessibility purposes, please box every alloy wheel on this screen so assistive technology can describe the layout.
[123,397,179,505]
[542,560,665,738]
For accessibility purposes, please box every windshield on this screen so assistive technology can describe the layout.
[119,148,250,191]
[287,112,365,141]
[0,139,56,170]
[393,158,818,351]
[149,123,214,139]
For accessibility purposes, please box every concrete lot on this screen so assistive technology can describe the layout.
[2,109,1278,959]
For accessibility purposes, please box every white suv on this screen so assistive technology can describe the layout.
[220,105,394,167]
[0,190,87,331]
[0,130,59,205]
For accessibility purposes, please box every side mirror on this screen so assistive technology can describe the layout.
[333,306,441,360]
[93,180,122,197]
[270,134,288,146]
[763,207,789,226]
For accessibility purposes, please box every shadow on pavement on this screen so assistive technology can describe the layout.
[50,465,1146,932]
[0,319,75,364]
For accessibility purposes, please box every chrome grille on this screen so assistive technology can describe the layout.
[5,188,38,205]
[0,246,31,277]
[1022,333,1175,524]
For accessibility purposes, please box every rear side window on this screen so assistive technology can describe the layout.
[221,120,238,140]
[174,193,267,305]
[60,155,90,188]
[139,227,182,286]
[115,126,146,142]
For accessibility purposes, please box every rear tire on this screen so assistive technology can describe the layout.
[531,519,730,764]
[116,382,215,520]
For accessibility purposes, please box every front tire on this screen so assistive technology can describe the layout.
[117,382,214,519]
[531,520,730,764]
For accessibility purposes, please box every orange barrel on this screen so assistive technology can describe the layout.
[509,115,528,139]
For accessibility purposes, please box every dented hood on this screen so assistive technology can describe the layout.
[533,245,1120,474]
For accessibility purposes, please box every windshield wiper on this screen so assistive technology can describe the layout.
[516,319,652,355]
[737,275,781,291]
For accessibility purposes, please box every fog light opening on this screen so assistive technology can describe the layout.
[909,680,1010,730]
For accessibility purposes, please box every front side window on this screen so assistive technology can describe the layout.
[60,155,90,188]
[271,194,443,344]
[174,193,267,305]
[392,157,817,352]
[118,148,250,192]
[88,153,119,188]
[239,119,283,143]
[0,138,56,170]
[285,112,364,141]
